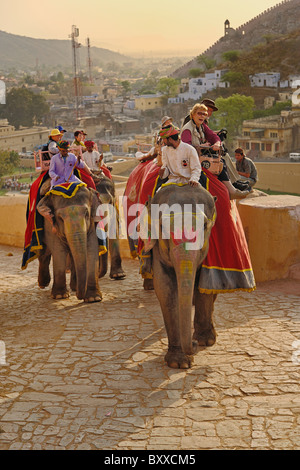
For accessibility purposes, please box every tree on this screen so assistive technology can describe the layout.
[118,80,131,97]
[189,68,202,78]
[222,50,241,63]
[196,55,216,70]
[0,150,20,178]
[0,88,50,129]
[211,94,255,142]
[138,77,158,95]
[221,71,247,87]
[156,77,179,98]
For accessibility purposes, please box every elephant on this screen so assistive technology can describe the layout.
[94,174,126,280]
[36,184,102,302]
[143,183,217,369]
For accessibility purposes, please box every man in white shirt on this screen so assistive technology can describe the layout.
[82,140,101,171]
[158,125,201,186]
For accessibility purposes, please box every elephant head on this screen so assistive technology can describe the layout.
[94,174,115,205]
[37,185,101,301]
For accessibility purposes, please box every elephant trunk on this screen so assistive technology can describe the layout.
[64,217,88,300]
[173,248,198,356]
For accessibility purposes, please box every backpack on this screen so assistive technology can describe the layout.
[41,141,51,160]
[232,180,252,192]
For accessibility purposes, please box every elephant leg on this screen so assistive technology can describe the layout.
[98,251,108,278]
[109,238,126,280]
[152,250,192,369]
[139,249,154,290]
[85,232,102,303]
[193,291,217,347]
[38,247,51,288]
[51,242,69,299]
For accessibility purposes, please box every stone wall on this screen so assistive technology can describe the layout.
[255,162,300,195]
[238,195,300,282]
[172,0,300,78]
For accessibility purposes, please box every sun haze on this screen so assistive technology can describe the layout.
[1,0,282,56]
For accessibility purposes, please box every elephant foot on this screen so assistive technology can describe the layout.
[110,269,126,280]
[143,278,154,290]
[164,347,194,369]
[83,289,103,303]
[39,282,50,289]
[38,275,51,289]
[84,295,102,303]
[51,291,70,300]
[193,328,216,347]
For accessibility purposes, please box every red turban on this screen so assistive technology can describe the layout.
[84,140,95,147]
[158,124,180,139]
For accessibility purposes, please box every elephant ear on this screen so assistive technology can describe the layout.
[139,201,157,253]
[39,179,51,196]
[143,237,156,254]
[36,192,53,218]
[89,188,101,220]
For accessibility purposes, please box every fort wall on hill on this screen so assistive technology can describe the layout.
[172,0,300,78]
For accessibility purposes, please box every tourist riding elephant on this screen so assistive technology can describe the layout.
[36,184,102,302]
[94,174,126,280]
[143,184,217,369]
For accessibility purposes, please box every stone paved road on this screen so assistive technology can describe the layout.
[0,244,300,450]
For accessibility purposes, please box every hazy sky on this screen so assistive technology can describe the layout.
[2,0,282,57]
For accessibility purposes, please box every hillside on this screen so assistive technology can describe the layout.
[172,0,300,79]
[219,29,300,81]
[0,30,133,71]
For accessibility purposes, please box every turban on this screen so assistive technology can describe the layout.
[57,140,70,149]
[84,140,95,147]
[158,124,180,139]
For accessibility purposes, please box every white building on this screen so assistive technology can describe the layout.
[249,72,281,88]
[279,75,300,89]
[168,70,229,104]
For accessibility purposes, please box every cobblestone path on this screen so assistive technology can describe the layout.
[0,245,300,450]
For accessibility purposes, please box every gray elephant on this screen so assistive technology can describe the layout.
[143,184,217,369]
[94,174,126,280]
[36,184,102,302]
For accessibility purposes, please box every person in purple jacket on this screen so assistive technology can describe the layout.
[49,140,92,188]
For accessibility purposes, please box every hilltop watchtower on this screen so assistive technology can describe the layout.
[224,19,230,36]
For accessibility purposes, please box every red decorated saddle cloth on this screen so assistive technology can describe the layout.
[123,159,161,257]
[21,171,49,269]
[199,169,256,294]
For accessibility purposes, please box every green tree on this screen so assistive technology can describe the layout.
[118,80,131,96]
[212,94,255,141]
[156,77,179,98]
[189,68,202,78]
[222,50,241,63]
[221,71,247,87]
[0,88,50,129]
[0,150,20,178]
[137,76,159,95]
[196,55,216,70]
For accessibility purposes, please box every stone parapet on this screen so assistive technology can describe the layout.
[0,195,27,248]
[238,195,300,282]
